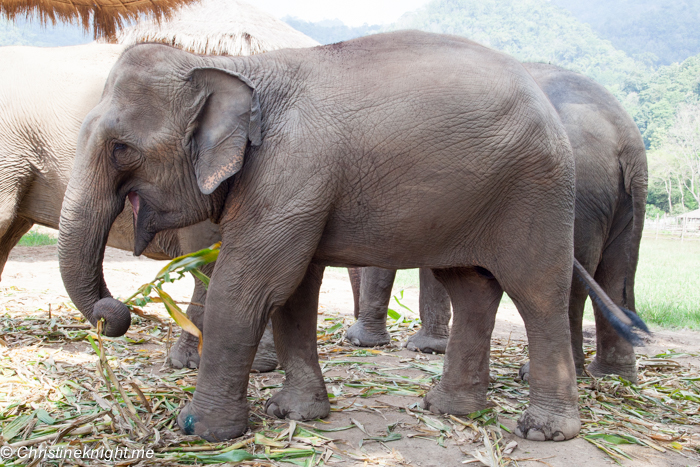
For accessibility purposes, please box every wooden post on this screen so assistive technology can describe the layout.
[655,213,659,240]
[681,215,687,242]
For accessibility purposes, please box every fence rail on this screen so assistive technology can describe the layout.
[644,215,700,241]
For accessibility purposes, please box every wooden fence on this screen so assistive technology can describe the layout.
[644,214,700,241]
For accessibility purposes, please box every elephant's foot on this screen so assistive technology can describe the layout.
[345,320,390,347]
[514,404,580,441]
[421,382,487,415]
[168,331,200,369]
[406,328,448,354]
[177,401,248,442]
[588,357,638,383]
[251,327,278,372]
[518,361,585,382]
[265,385,330,421]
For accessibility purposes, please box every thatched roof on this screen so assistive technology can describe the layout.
[0,0,197,40]
[116,0,319,56]
[678,209,700,220]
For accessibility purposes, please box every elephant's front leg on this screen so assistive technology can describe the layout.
[168,262,278,372]
[345,267,396,347]
[265,263,329,420]
[422,267,502,414]
[177,258,294,440]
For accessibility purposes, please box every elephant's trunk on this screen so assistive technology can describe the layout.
[58,179,132,337]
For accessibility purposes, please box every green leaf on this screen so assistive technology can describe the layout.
[585,433,638,445]
[364,432,402,443]
[36,409,55,425]
[387,308,402,320]
[190,268,211,288]
[188,449,255,463]
[1,414,34,441]
[87,335,100,356]
[154,287,203,355]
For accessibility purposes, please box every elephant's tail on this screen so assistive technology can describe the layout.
[573,258,650,345]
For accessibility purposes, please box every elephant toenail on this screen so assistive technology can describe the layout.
[553,431,565,441]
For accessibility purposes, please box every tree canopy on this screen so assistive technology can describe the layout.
[550,0,700,67]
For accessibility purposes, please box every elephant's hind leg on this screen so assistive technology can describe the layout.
[505,269,580,441]
[422,267,502,414]
[587,219,638,382]
[406,267,451,354]
[266,263,330,421]
[168,263,211,370]
[345,267,395,347]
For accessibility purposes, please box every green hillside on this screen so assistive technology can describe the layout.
[390,0,646,95]
[628,55,700,149]
[551,0,700,66]
[283,17,382,45]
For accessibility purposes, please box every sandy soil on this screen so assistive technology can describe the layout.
[1,239,700,466]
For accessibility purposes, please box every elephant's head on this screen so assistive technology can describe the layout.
[58,44,261,336]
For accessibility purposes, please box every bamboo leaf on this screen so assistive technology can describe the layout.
[154,288,203,355]
[190,268,211,288]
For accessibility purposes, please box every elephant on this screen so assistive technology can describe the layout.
[0,44,278,371]
[345,62,648,383]
[58,30,596,442]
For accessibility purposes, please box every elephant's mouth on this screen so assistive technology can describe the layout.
[127,191,155,256]
[128,191,140,219]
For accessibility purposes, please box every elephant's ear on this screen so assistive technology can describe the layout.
[186,67,262,195]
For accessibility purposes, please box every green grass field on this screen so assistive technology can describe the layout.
[17,228,58,247]
[635,237,700,329]
[337,237,700,330]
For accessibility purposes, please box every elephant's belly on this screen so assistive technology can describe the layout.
[312,213,483,270]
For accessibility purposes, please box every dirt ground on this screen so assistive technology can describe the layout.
[1,238,700,466]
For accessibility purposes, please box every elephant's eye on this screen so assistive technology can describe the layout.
[111,142,142,171]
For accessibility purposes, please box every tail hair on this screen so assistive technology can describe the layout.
[573,259,650,346]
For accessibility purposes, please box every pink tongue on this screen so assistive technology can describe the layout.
[127,192,140,218]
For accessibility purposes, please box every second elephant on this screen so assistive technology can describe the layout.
[346,62,648,382]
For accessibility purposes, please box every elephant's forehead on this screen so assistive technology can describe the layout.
[100,99,169,146]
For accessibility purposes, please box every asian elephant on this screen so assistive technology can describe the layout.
[0,44,277,371]
[59,31,593,442]
[346,62,648,383]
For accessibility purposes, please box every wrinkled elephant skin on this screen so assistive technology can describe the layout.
[0,44,228,368]
[347,63,647,383]
[59,32,581,442]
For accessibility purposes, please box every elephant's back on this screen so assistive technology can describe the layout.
[0,44,123,123]
[283,33,576,268]
[524,62,646,231]
[0,44,123,174]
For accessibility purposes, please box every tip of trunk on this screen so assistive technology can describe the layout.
[93,297,132,337]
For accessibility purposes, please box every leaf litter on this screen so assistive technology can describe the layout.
[0,250,699,465]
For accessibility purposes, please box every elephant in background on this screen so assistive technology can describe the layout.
[346,62,648,382]
[0,44,277,371]
[58,31,590,441]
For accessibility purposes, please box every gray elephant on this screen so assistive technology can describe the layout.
[346,62,648,382]
[59,31,593,442]
[0,44,278,370]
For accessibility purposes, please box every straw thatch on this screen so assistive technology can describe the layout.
[115,0,319,56]
[0,0,198,40]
